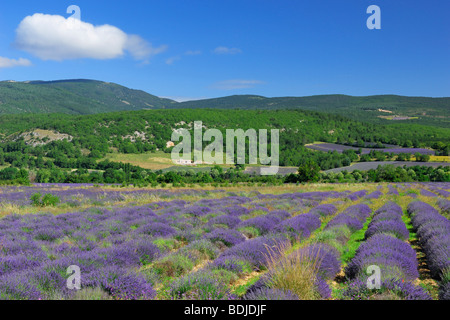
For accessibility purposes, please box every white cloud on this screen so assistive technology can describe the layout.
[126,35,167,62]
[166,50,201,65]
[14,13,167,61]
[166,56,181,65]
[212,79,264,90]
[185,50,201,56]
[0,56,32,68]
[213,46,242,55]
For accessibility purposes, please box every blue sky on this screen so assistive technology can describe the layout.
[0,0,449,100]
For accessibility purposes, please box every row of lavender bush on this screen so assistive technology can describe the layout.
[407,201,450,300]
[169,204,332,300]
[242,203,371,300]
[1,189,350,300]
[344,202,431,300]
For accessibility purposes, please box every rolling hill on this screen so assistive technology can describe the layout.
[176,94,450,127]
[0,79,177,115]
[0,79,448,127]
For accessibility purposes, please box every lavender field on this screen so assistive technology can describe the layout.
[305,143,436,155]
[0,183,449,300]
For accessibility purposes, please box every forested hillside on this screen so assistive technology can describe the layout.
[176,95,450,127]
[0,79,177,114]
[0,79,448,127]
[0,109,448,173]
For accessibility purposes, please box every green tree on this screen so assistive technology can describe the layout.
[297,160,320,182]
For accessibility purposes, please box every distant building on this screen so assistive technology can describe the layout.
[175,159,193,165]
[166,141,175,148]
[174,159,204,165]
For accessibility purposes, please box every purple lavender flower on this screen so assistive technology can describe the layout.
[308,204,337,217]
[0,255,42,277]
[365,190,383,199]
[183,205,213,217]
[294,243,341,280]
[407,201,450,278]
[243,287,299,300]
[217,236,289,270]
[365,203,409,240]
[220,205,250,217]
[348,190,368,201]
[345,234,419,281]
[204,228,246,247]
[387,185,399,195]
[84,266,156,300]
[314,276,332,299]
[207,215,242,229]
[136,222,177,238]
[365,220,410,240]
[169,270,235,300]
[237,216,281,235]
[274,214,321,239]
[325,204,371,232]
[210,255,249,275]
[243,276,270,295]
[343,278,432,300]
[439,281,450,300]
[420,189,437,197]
[432,189,450,198]
[267,210,291,221]
[0,271,45,300]
[436,198,450,214]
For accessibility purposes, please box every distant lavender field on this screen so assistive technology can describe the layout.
[0,185,220,206]
[306,143,435,155]
[324,161,449,173]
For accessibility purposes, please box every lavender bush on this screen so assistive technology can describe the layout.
[345,234,419,281]
[343,278,432,300]
[407,201,450,279]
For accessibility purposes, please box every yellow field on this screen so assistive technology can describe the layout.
[101,151,270,171]
[429,155,450,162]
[102,151,174,170]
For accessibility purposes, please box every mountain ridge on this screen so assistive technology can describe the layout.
[0,79,448,126]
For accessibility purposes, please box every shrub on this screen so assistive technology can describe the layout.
[263,242,323,300]
[30,193,60,207]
